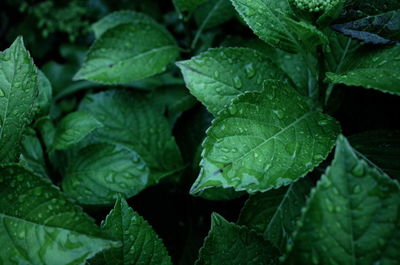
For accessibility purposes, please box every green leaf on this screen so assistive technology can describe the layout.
[99,196,173,265]
[20,129,49,180]
[192,0,235,47]
[177,47,287,115]
[349,130,400,180]
[0,37,38,163]
[0,165,119,265]
[53,111,103,150]
[195,213,279,265]
[326,45,400,95]
[230,0,327,53]
[238,178,312,250]
[332,10,400,45]
[62,143,149,205]
[92,11,165,38]
[36,70,53,117]
[79,90,183,185]
[283,136,400,265]
[191,80,340,196]
[173,0,208,13]
[74,21,179,84]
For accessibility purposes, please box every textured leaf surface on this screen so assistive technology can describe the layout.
[191,81,340,195]
[326,45,400,95]
[62,143,149,205]
[100,197,173,265]
[53,111,103,150]
[0,165,118,265]
[284,136,400,265]
[238,178,312,250]
[231,0,327,53]
[332,10,400,45]
[0,37,38,163]
[74,21,179,84]
[177,47,287,115]
[349,130,400,179]
[79,90,183,184]
[195,213,278,265]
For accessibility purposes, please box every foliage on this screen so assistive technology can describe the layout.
[0,0,399,264]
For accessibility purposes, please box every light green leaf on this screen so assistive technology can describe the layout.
[20,129,49,180]
[284,136,400,265]
[173,0,207,13]
[238,178,312,250]
[74,21,179,84]
[0,37,38,163]
[92,11,164,38]
[177,47,287,115]
[62,143,149,205]
[79,90,183,185]
[326,45,400,95]
[230,0,327,53]
[195,213,279,265]
[349,130,400,180]
[0,165,119,265]
[53,111,103,150]
[191,80,340,196]
[100,196,173,265]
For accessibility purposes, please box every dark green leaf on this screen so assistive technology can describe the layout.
[0,37,38,163]
[36,70,52,117]
[74,21,179,84]
[238,178,312,250]
[100,196,173,265]
[62,143,149,205]
[177,47,287,115]
[230,0,327,53]
[0,165,119,265]
[326,45,400,95]
[191,80,340,195]
[53,111,103,150]
[349,130,400,179]
[195,213,279,265]
[173,0,208,13]
[283,136,400,265]
[79,90,183,185]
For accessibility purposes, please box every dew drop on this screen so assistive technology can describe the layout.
[352,163,365,177]
[0,89,4,97]
[353,185,361,194]
[244,63,256,78]
[273,109,284,120]
[233,76,242,89]
[229,105,237,115]
[318,119,329,126]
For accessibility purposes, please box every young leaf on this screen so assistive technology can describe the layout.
[62,143,149,205]
[53,111,103,150]
[195,213,279,265]
[0,37,38,163]
[349,130,400,180]
[0,165,119,265]
[177,47,287,115]
[74,19,179,84]
[326,45,400,95]
[79,90,183,184]
[238,178,312,250]
[99,196,173,265]
[191,80,340,195]
[283,136,400,265]
[230,0,327,53]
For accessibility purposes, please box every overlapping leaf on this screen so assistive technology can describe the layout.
[0,165,119,265]
[177,47,287,115]
[196,213,279,265]
[74,13,179,84]
[0,37,38,163]
[62,143,149,205]
[191,80,340,196]
[99,197,173,265]
[284,136,400,265]
[78,90,183,184]
[230,0,327,53]
[326,45,400,95]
